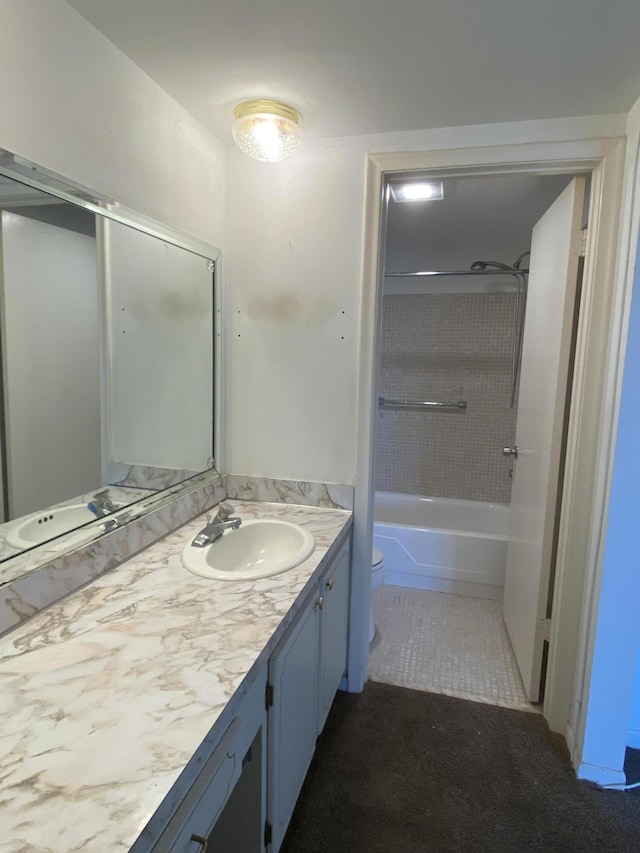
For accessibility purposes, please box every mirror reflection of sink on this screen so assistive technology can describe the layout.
[4,504,120,550]
[181,519,316,581]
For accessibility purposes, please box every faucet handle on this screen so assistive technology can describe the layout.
[216,502,235,521]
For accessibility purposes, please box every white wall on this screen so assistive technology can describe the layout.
[578,233,640,778]
[225,115,624,484]
[576,96,640,780]
[225,141,364,482]
[0,0,226,247]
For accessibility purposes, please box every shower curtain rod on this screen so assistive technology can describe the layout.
[384,268,529,278]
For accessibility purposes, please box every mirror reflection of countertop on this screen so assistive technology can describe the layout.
[0,486,155,580]
[0,500,352,852]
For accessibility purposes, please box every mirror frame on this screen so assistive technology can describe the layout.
[0,147,223,581]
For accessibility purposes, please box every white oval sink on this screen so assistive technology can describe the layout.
[5,504,118,549]
[181,518,316,581]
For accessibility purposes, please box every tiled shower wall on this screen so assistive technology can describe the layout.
[375,292,518,504]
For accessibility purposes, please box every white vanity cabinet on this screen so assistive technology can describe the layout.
[129,529,352,853]
[267,534,351,852]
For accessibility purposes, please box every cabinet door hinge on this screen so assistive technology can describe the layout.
[264,820,273,847]
[265,681,274,710]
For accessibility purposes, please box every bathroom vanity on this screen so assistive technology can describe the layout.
[0,500,352,852]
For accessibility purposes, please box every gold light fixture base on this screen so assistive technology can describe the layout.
[233,99,301,125]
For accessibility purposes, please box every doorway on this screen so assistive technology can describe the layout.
[368,171,584,711]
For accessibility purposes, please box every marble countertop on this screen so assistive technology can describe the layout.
[0,500,352,852]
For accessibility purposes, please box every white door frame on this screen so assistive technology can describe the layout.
[351,136,630,775]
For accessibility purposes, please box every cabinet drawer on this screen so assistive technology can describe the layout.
[147,674,266,852]
[151,716,242,852]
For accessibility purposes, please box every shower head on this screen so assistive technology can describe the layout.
[513,251,531,270]
[470,253,531,271]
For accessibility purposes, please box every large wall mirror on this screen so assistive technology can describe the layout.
[0,150,220,584]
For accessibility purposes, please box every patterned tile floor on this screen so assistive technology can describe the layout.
[368,584,539,713]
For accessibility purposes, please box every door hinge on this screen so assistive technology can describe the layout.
[540,617,552,643]
[265,681,274,710]
[580,228,588,258]
[264,820,273,847]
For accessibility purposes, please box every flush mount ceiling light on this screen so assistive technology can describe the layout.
[232,99,302,162]
[389,181,444,202]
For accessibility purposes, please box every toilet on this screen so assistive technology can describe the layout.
[369,546,385,643]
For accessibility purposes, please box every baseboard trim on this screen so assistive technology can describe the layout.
[384,571,503,601]
[576,761,627,786]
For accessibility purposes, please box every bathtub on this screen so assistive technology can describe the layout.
[373,491,508,601]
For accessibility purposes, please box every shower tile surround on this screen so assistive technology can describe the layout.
[0,475,353,636]
[376,292,518,504]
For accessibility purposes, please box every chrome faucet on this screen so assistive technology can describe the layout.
[191,502,241,547]
[87,489,116,518]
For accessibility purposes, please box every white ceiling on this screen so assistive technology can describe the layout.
[385,173,574,268]
[65,0,640,143]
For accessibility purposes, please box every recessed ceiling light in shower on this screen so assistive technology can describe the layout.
[389,181,444,202]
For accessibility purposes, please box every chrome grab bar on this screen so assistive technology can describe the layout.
[378,397,467,411]
[383,269,529,278]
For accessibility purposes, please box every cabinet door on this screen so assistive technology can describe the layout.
[268,590,320,853]
[317,539,350,733]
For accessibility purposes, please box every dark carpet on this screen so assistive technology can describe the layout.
[280,682,640,853]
